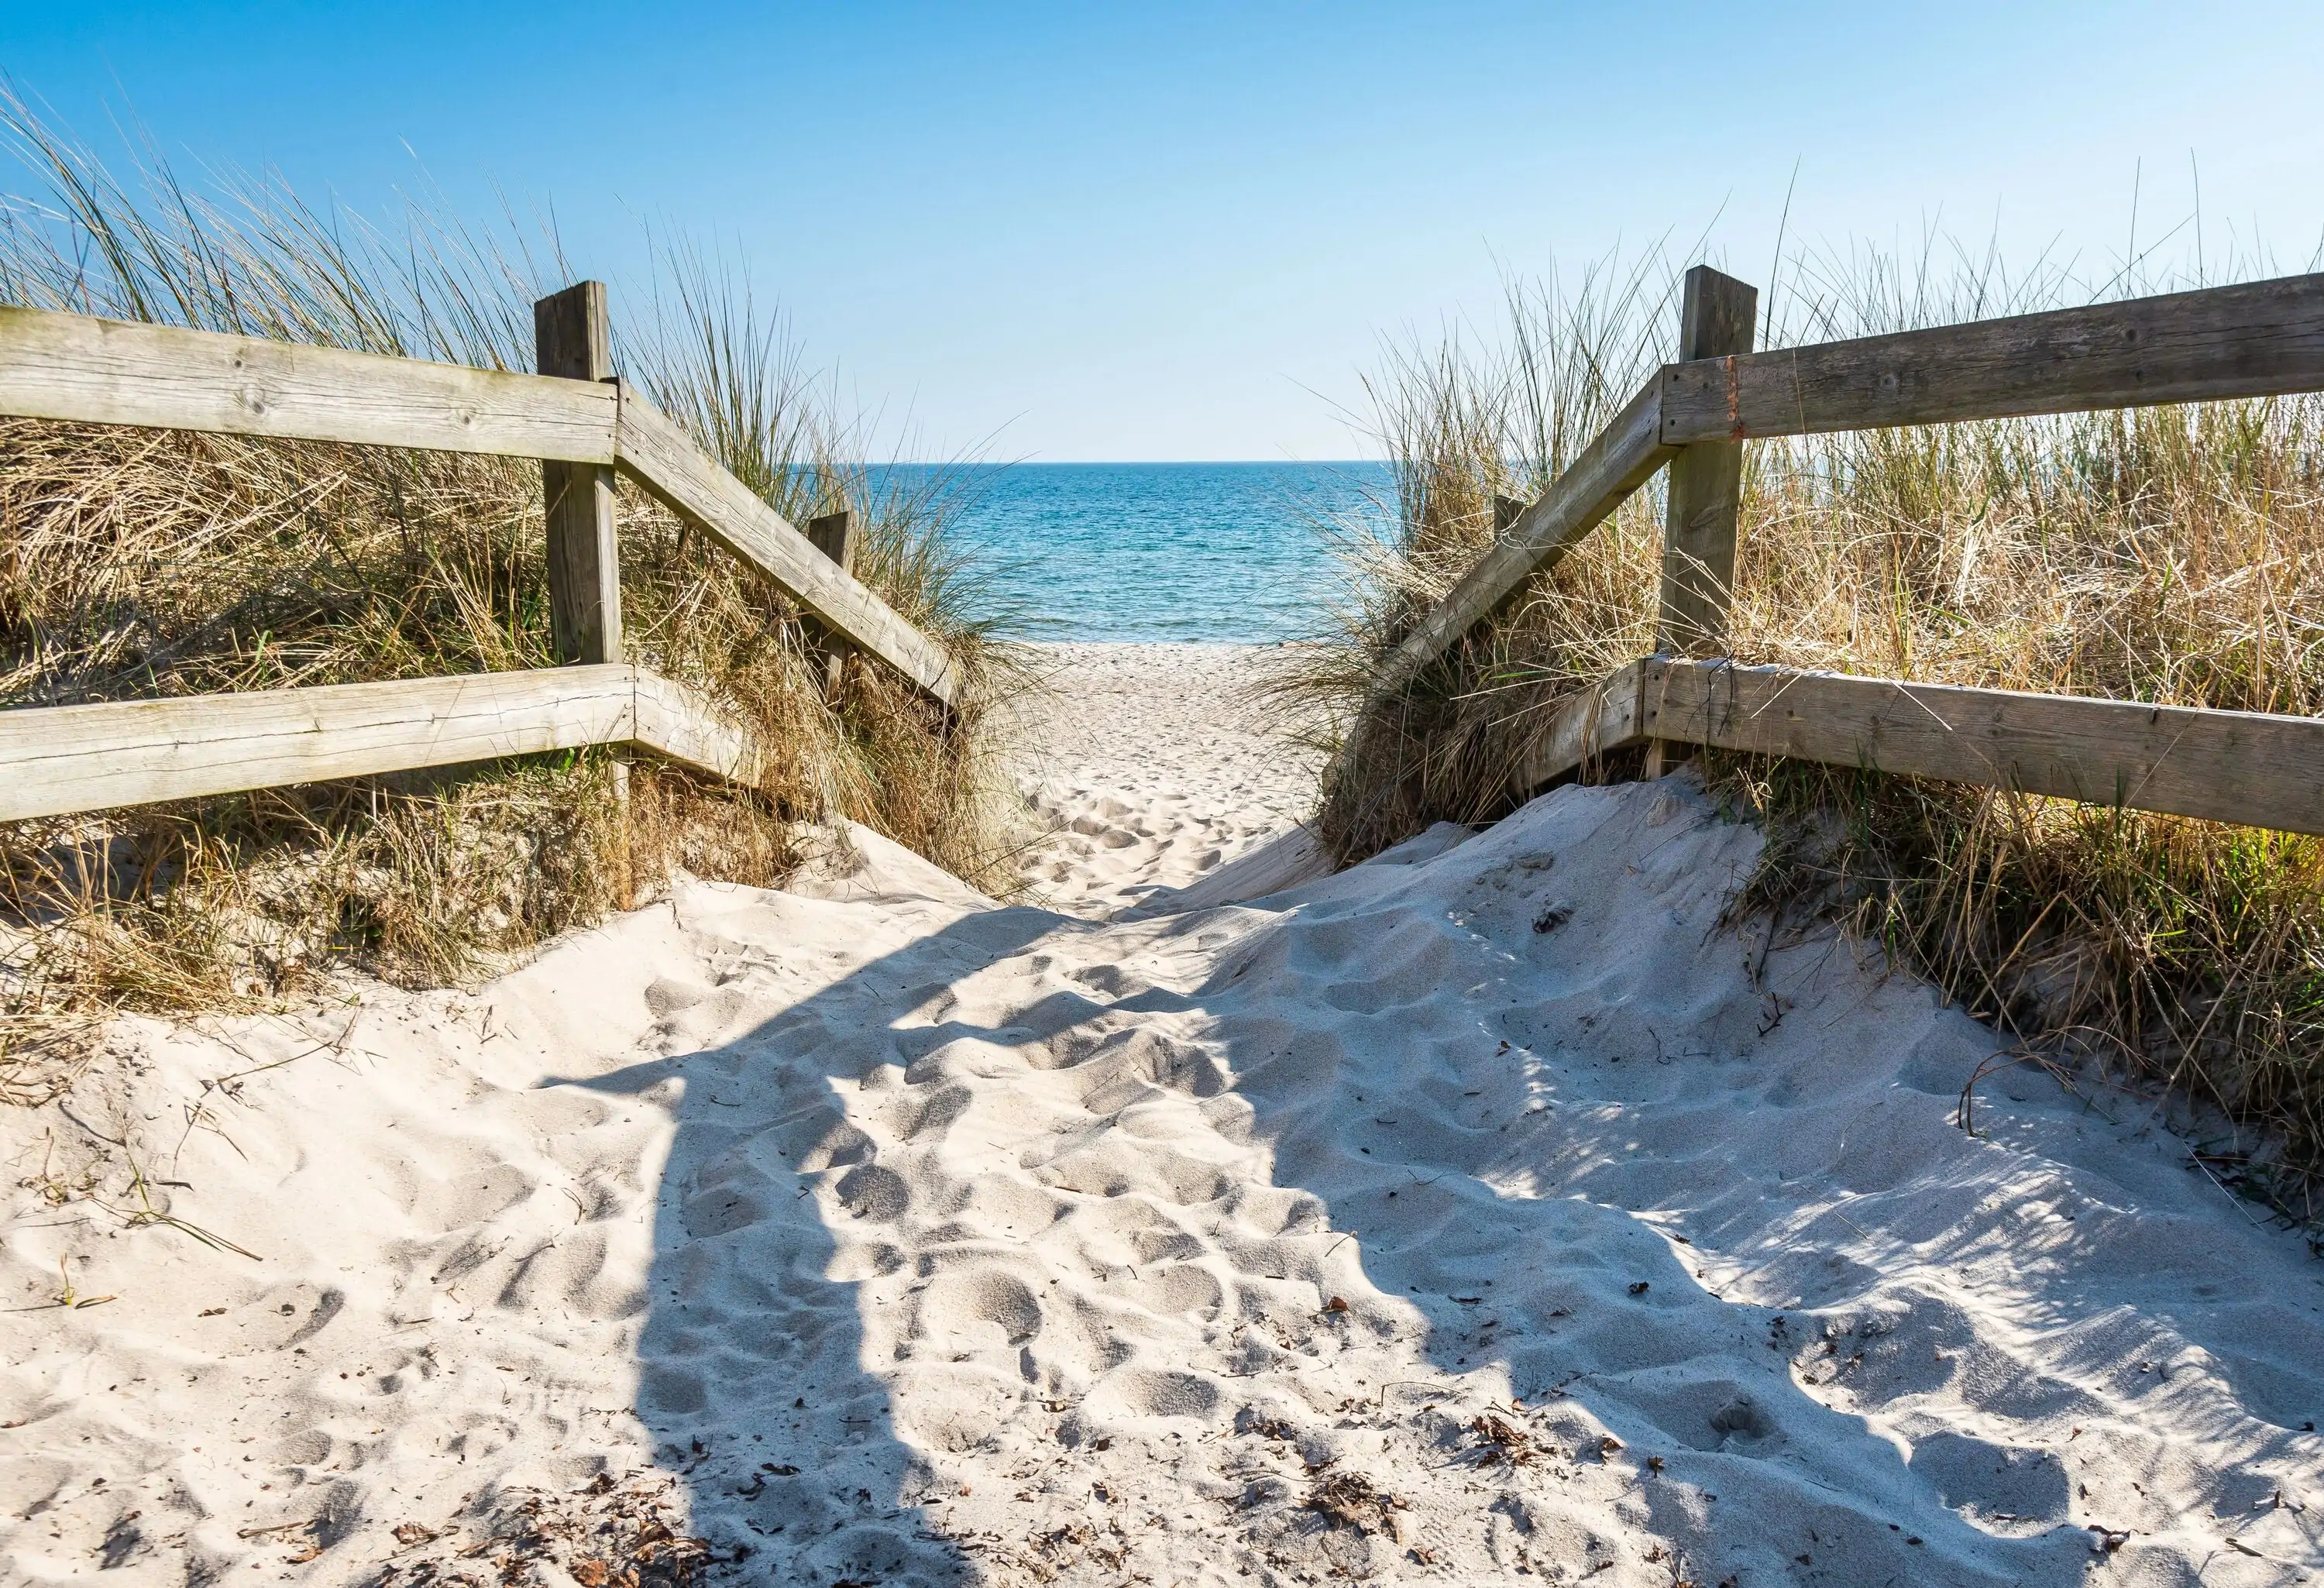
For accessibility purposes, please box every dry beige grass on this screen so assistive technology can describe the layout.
[0,93,1026,1096]
[1293,243,2324,1217]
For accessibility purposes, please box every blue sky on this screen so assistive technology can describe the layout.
[5,2,2322,460]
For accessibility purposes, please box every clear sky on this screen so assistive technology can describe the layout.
[5,2,2322,460]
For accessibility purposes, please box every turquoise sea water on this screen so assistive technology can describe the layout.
[902,462,1393,644]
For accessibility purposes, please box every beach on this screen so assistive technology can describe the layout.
[1005,643,1325,914]
[2,642,2321,1586]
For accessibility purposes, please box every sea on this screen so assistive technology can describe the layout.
[886,462,1394,644]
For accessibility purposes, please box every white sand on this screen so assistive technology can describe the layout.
[5,647,2323,1586]
[1005,644,1324,916]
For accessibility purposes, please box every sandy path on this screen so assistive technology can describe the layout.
[3,653,2322,1586]
[1003,643,1323,915]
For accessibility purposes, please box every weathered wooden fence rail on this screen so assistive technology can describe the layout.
[1515,659,2324,837]
[0,665,766,824]
[0,282,954,823]
[1346,266,2324,837]
[1656,273,2324,443]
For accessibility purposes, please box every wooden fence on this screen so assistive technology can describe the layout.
[0,282,957,822]
[1347,266,2324,836]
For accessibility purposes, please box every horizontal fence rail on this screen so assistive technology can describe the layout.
[0,665,761,824]
[1660,272,2324,445]
[1516,659,2324,837]
[0,304,619,462]
[0,301,957,709]
[1335,266,2324,844]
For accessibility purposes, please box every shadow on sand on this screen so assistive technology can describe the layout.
[563,899,1067,1584]
[555,792,2319,1585]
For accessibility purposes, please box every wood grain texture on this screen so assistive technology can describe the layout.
[1661,271,2324,444]
[632,671,766,785]
[0,667,637,820]
[611,384,960,705]
[1515,656,2324,835]
[0,303,954,703]
[1658,267,1758,655]
[534,281,613,386]
[1373,377,1675,699]
[802,509,859,693]
[1509,661,1651,793]
[805,509,858,574]
[535,283,624,665]
[0,666,767,820]
[0,304,618,462]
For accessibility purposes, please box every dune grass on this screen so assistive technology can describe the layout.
[1292,239,2324,1218]
[0,91,1026,1097]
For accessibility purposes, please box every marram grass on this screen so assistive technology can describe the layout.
[1289,242,2324,1218]
[0,91,1027,1098]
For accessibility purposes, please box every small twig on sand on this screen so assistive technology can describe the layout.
[90,1156,261,1260]
[1374,1380,1451,1411]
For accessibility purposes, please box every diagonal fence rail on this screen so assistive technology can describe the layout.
[1336,266,2324,840]
[0,282,958,823]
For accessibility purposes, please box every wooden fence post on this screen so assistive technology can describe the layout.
[1646,266,1756,778]
[535,281,631,879]
[803,509,857,694]
[1655,265,1758,656]
[806,508,857,573]
[535,281,623,665]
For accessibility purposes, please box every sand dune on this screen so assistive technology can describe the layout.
[3,647,2321,1586]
